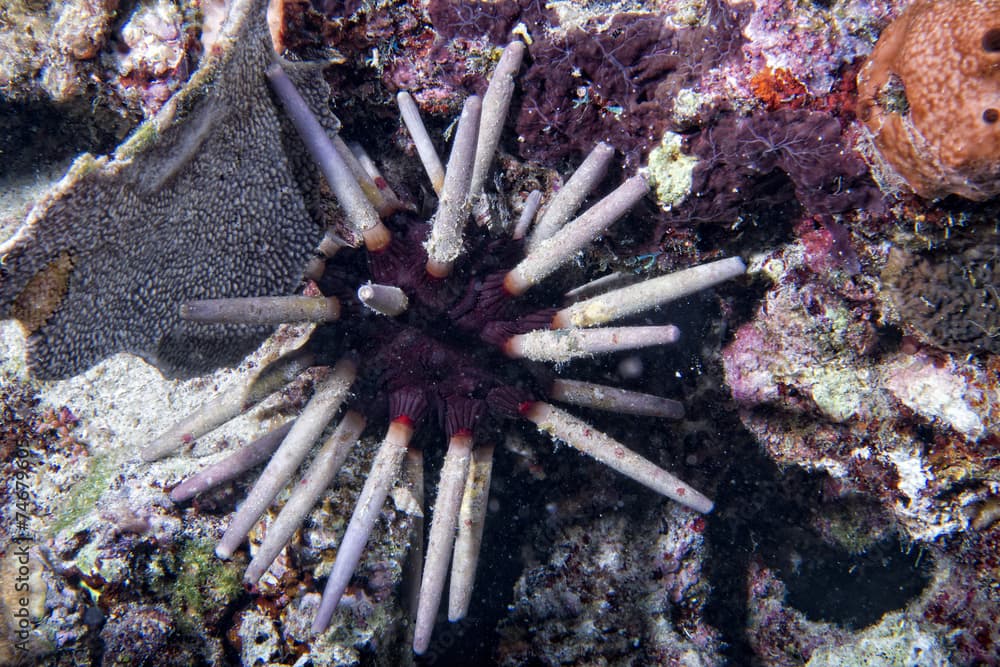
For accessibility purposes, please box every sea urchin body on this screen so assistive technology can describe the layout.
[147,42,745,654]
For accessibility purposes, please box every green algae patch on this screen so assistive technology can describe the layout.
[115,120,160,160]
[49,453,115,536]
[65,153,108,179]
[170,537,244,623]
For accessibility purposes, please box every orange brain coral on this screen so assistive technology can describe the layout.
[857,0,1000,201]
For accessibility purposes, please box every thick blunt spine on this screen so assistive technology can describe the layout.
[511,189,543,240]
[141,347,314,462]
[504,325,680,363]
[448,442,494,621]
[180,295,341,325]
[563,271,635,303]
[425,95,482,278]
[504,175,649,295]
[330,134,396,217]
[397,91,446,194]
[468,41,526,205]
[266,64,390,251]
[244,410,366,584]
[527,142,615,251]
[523,401,713,513]
[312,418,415,633]
[215,358,357,559]
[346,140,405,215]
[402,448,425,617]
[304,233,349,281]
[357,282,409,317]
[549,379,684,419]
[553,257,747,328]
[169,421,294,503]
[413,434,473,654]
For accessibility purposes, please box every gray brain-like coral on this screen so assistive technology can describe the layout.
[0,0,329,379]
[883,240,1000,355]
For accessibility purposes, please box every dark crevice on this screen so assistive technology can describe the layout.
[783,535,930,628]
[0,99,132,179]
[703,440,933,665]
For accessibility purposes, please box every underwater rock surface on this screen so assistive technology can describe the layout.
[2,0,999,665]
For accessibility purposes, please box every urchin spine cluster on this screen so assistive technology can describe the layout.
[144,42,745,654]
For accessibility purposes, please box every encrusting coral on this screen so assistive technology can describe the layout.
[881,240,1000,355]
[856,0,1000,201]
[0,0,332,379]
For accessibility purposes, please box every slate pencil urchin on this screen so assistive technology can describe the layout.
[146,41,746,653]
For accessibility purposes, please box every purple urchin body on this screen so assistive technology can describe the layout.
[310,211,552,416]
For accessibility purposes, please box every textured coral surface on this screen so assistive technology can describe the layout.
[882,240,1000,355]
[3,0,1000,665]
[0,0,329,379]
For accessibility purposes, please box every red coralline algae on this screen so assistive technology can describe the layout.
[857,0,1000,201]
[796,217,861,276]
[750,67,810,111]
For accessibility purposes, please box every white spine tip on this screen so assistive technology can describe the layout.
[357,282,409,316]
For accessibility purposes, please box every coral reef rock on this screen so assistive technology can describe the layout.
[724,242,1000,542]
